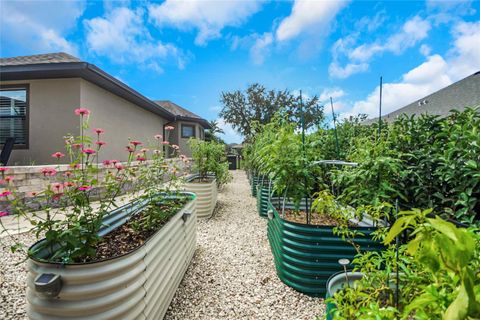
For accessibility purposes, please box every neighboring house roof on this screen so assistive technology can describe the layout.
[155,100,211,129]
[1,53,208,127]
[366,71,480,124]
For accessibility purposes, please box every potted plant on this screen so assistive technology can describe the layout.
[1,108,197,319]
[183,139,231,218]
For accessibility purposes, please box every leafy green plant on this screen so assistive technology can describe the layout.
[327,208,480,320]
[188,138,232,187]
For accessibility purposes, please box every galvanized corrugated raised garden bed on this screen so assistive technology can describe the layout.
[27,192,197,320]
[267,201,383,297]
[184,174,217,218]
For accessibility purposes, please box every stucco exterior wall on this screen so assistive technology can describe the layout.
[80,80,167,162]
[1,79,81,165]
[172,120,204,157]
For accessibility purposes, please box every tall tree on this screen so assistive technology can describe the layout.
[219,83,324,139]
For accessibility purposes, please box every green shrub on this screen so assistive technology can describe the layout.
[188,139,232,187]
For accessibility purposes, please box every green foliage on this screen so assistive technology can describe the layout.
[328,208,480,320]
[220,83,324,140]
[3,109,183,263]
[188,138,232,187]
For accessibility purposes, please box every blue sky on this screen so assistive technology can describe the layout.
[1,0,479,142]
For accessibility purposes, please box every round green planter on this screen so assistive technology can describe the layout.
[325,271,364,320]
[266,201,383,297]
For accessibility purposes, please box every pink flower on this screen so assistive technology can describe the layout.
[51,183,63,192]
[0,191,12,197]
[102,160,112,166]
[72,143,83,149]
[64,171,72,177]
[0,211,8,217]
[93,128,105,134]
[172,144,180,150]
[74,108,90,116]
[51,152,65,159]
[162,141,170,145]
[28,191,38,197]
[0,167,8,172]
[41,168,57,176]
[153,150,161,155]
[64,182,75,188]
[82,149,96,155]
[4,176,14,183]
[140,148,148,153]
[78,185,92,191]
[115,164,124,171]
[126,146,134,153]
[95,141,106,147]
[111,159,119,164]
[154,134,163,140]
[165,126,175,131]
[130,140,142,146]
[136,155,146,162]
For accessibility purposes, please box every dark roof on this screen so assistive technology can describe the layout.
[367,71,480,123]
[0,52,81,66]
[1,53,208,127]
[155,100,211,128]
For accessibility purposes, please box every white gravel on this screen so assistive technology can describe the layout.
[165,171,324,320]
[0,170,324,319]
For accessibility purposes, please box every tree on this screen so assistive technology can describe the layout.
[219,83,324,139]
[205,120,225,143]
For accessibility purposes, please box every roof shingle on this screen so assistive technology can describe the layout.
[0,52,81,66]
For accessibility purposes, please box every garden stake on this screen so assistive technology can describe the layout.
[395,199,400,311]
[338,258,350,288]
[378,76,383,139]
[300,91,310,224]
[330,97,340,159]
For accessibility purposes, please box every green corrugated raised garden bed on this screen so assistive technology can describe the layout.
[266,201,383,297]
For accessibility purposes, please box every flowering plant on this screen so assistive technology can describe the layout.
[1,108,186,263]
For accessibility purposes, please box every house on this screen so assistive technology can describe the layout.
[367,71,480,123]
[154,100,210,157]
[0,52,210,165]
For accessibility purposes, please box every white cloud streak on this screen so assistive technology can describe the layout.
[84,7,188,72]
[148,0,263,46]
[0,1,84,55]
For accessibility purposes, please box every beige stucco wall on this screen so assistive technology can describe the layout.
[1,78,169,165]
[1,79,81,165]
[171,120,204,157]
[80,80,166,162]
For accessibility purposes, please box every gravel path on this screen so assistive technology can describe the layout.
[165,171,324,320]
[0,171,324,319]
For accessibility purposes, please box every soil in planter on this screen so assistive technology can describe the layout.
[280,209,356,227]
[189,177,215,183]
[82,198,188,263]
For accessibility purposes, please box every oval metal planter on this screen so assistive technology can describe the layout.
[183,174,217,219]
[266,201,383,297]
[256,179,279,218]
[26,193,197,320]
[250,174,260,197]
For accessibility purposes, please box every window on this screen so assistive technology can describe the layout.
[181,124,196,138]
[0,85,29,148]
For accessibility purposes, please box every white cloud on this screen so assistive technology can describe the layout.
[420,44,432,56]
[330,16,431,78]
[84,7,187,72]
[276,0,348,42]
[342,20,480,119]
[319,88,346,102]
[329,62,369,79]
[0,1,84,55]
[250,32,273,65]
[148,0,263,46]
